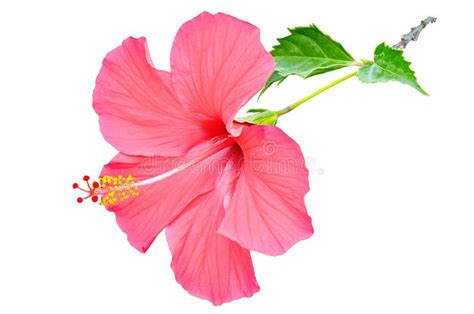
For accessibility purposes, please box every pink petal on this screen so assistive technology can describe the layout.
[166,148,259,305]
[218,125,314,256]
[100,144,232,253]
[94,37,222,157]
[170,12,274,134]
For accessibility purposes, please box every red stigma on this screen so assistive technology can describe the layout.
[73,175,101,204]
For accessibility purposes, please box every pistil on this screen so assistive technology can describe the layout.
[73,136,234,206]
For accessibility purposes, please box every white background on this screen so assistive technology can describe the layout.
[1,0,473,313]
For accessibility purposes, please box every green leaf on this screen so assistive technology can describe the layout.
[261,24,356,96]
[258,72,286,99]
[357,43,428,95]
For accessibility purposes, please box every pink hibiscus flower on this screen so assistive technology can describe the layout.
[92,12,313,305]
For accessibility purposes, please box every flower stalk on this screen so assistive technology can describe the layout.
[275,70,358,117]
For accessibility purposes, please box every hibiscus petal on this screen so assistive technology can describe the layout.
[170,12,274,134]
[218,125,314,256]
[94,37,219,156]
[100,145,232,253]
[166,149,259,305]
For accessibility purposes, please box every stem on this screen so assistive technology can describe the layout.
[275,71,357,117]
[393,16,436,50]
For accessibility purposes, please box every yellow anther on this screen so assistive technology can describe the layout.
[98,175,140,206]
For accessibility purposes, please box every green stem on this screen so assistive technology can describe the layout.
[275,71,358,117]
